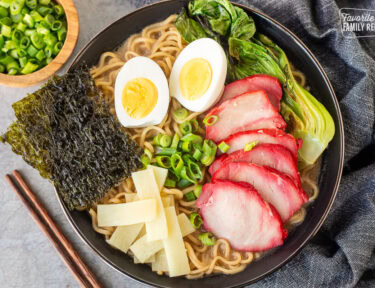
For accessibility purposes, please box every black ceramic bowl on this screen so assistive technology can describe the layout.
[58,1,344,287]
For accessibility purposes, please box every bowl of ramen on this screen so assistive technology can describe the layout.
[0,0,344,287]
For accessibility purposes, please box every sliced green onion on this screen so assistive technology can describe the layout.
[24,28,35,37]
[53,41,62,55]
[203,115,218,126]
[51,20,62,31]
[30,10,43,22]
[202,139,217,157]
[12,30,23,43]
[172,107,188,122]
[182,153,194,163]
[193,185,202,198]
[30,31,44,49]
[192,148,202,161]
[54,4,64,16]
[184,191,195,202]
[7,61,19,74]
[39,0,51,5]
[0,63,4,73]
[16,22,27,32]
[0,0,12,8]
[0,16,12,26]
[187,160,203,181]
[1,24,12,38]
[144,148,152,160]
[45,56,52,64]
[17,48,26,57]
[35,49,45,61]
[171,153,184,176]
[37,5,52,17]
[23,13,34,28]
[20,59,38,74]
[181,133,203,144]
[20,7,29,15]
[0,52,14,65]
[181,166,197,184]
[153,134,163,146]
[155,155,171,168]
[164,178,176,188]
[190,119,199,133]
[11,13,22,23]
[25,0,37,9]
[181,141,192,153]
[141,154,150,168]
[180,120,192,135]
[177,178,192,188]
[0,36,3,50]
[36,24,49,35]
[19,56,27,67]
[170,133,180,149]
[244,141,258,152]
[160,134,172,148]
[57,26,66,41]
[189,212,202,229]
[7,67,17,74]
[44,14,54,26]
[199,232,217,246]
[200,154,215,166]
[155,147,177,156]
[20,36,30,49]
[26,44,37,57]
[3,40,17,52]
[218,141,230,153]
[0,6,8,17]
[10,0,24,15]
[9,49,19,59]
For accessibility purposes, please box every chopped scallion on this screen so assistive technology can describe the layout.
[189,212,202,229]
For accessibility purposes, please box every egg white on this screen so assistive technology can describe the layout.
[169,38,227,112]
[115,56,169,128]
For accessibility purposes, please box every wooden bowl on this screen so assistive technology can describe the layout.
[0,0,79,88]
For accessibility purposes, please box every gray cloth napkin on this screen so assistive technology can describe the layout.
[132,1,375,287]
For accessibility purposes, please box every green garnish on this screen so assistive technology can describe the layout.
[189,212,202,229]
[244,141,258,152]
[172,107,189,122]
[218,141,230,153]
[184,191,196,202]
[199,232,217,246]
[203,115,218,126]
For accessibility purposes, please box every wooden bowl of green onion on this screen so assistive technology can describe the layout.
[0,0,78,87]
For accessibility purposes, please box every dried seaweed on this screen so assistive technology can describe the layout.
[1,65,143,209]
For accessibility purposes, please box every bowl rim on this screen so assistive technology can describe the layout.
[0,0,79,88]
[57,1,345,287]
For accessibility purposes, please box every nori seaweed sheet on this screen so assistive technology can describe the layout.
[1,65,143,209]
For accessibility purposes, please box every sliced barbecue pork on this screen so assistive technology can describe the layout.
[219,75,282,110]
[205,91,286,143]
[212,163,308,222]
[209,144,301,187]
[221,129,300,158]
[196,180,286,252]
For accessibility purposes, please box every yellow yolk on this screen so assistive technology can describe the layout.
[122,78,158,119]
[179,58,212,101]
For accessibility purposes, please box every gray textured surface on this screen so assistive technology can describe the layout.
[0,1,147,288]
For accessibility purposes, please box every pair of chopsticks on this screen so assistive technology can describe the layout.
[5,170,102,288]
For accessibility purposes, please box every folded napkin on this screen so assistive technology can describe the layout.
[134,1,375,286]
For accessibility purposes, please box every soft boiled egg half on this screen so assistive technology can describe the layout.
[115,56,169,128]
[169,38,227,112]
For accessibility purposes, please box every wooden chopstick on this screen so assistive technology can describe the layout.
[5,170,102,288]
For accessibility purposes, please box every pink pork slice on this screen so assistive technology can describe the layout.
[205,91,286,143]
[219,75,283,110]
[222,129,299,158]
[196,180,286,252]
[209,143,301,187]
[212,162,308,222]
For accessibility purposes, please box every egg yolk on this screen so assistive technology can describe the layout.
[179,58,212,101]
[122,78,158,119]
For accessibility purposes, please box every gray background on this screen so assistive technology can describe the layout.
[0,1,148,287]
